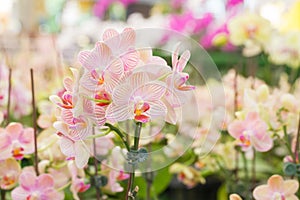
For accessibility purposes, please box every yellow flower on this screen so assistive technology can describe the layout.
[228,12,272,57]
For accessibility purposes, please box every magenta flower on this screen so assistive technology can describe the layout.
[169,11,213,35]
[200,24,236,51]
[253,175,299,200]
[11,171,64,200]
[106,72,167,123]
[0,122,34,160]
[228,112,273,152]
[226,0,244,10]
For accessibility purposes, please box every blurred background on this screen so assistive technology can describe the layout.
[1,1,300,199]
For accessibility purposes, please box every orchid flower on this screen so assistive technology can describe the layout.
[78,42,123,92]
[68,161,90,200]
[0,122,34,160]
[228,112,273,152]
[54,121,91,168]
[102,147,129,193]
[50,77,74,110]
[11,171,64,200]
[229,194,242,200]
[163,46,195,124]
[253,175,299,200]
[0,158,21,190]
[106,72,167,123]
[102,28,139,72]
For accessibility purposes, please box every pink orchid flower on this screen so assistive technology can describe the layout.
[54,121,91,168]
[102,28,139,72]
[163,46,195,124]
[106,72,167,123]
[68,161,90,200]
[78,42,123,92]
[228,112,273,152]
[170,46,195,92]
[253,174,299,200]
[50,77,74,109]
[60,109,93,140]
[102,147,129,193]
[0,158,21,190]
[11,171,64,200]
[0,122,34,160]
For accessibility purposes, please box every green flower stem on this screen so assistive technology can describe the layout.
[126,122,142,200]
[57,181,72,192]
[241,151,250,200]
[252,150,256,188]
[283,125,296,162]
[104,123,130,151]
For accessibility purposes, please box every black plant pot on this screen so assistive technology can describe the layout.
[160,176,222,200]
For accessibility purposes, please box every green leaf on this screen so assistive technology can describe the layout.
[135,167,173,199]
[217,183,228,200]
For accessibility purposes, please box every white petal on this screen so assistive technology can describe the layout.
[112,84,132,105]
[105,104,132,122]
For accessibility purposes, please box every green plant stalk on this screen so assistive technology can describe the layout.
[283,125,296,161]
[241,151,250,200]
[146,142,153,200]
[105,123,130,151]
[252,150,256,189]
[126,122,142,200]
[294,113,300,163]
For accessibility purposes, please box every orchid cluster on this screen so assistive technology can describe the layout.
[166,69,300,199]
[49,27,195,199]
